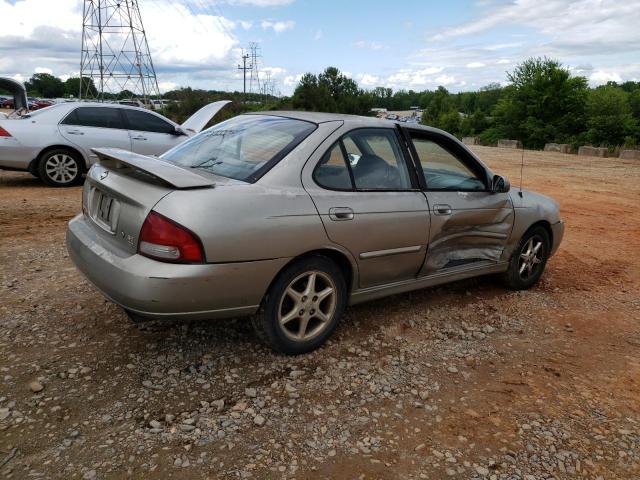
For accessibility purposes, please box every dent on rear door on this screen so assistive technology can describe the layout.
[422,191,514,273]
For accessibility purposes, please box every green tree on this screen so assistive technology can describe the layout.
[422,86,454,125]
[292,67,371,115]
[25,73,65,98]
[586,86,636,146]
[493,57,588,148]
[64,77,98,98]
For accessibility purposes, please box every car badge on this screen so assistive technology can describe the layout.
[100,171,109,180]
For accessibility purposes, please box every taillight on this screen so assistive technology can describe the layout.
[0,126,12,137]
[138,211,204,263]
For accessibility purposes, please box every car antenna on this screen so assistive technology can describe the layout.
[518,144,525,198]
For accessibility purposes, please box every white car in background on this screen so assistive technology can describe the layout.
[0,100,230,186]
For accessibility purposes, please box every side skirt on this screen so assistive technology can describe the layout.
[349,261,509,306]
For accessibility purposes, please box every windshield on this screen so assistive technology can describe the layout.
[161,114,316,182]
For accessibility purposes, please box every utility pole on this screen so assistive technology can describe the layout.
[237,51,252,100]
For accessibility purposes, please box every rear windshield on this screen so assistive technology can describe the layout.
[161,114,316,183]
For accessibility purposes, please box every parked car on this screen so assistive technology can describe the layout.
[66,112,564,354]
[0,100,230,186]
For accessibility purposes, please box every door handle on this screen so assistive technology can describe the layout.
[433,204,452,216]
[329,207,354,221]
[131,136,147,141]
[65,129,84,135]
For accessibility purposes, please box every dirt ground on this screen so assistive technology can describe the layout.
[1,146,639,479]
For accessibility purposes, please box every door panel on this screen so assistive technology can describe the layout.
[311,190,430,288]
[303,127,430,288]
[422,191,513,273]
[122,108,183,156]
[399,128,514,276]
[59,106,132,165]
[129,131,182,156]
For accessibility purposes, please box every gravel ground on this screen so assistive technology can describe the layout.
[1,146,639,479]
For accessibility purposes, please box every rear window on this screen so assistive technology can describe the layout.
[61,106,124,129]
[161,115,316,183]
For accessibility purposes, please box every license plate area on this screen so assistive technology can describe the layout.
[87,186,120,234]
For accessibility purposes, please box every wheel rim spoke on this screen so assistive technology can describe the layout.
[297,317,310,338]
[316,286,333,302]
[280,307,298,325]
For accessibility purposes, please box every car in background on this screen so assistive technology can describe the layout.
[66,111,564,354]
[0,100,230,186]
[150,99,172,110]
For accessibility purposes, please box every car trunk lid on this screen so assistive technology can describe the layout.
[83,148,215,255]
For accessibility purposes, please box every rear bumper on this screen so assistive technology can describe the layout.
[66,214,288,320]
[550,220,564,256]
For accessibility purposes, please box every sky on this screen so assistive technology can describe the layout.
[1,0,639,96]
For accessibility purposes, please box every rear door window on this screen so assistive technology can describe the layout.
[314,142,353,190]
[314,129,414,191]
[123,109,175,134]
[61,107,125,129]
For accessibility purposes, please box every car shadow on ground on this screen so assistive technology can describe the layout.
[123,274,511,356]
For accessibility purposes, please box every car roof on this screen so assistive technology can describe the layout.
[250,110,448,136]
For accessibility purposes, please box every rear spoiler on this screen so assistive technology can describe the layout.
[91,148,215,189]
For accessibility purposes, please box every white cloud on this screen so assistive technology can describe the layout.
[34,67,53,74]
[222,0,295,5]
[353,40,385,51]
[283,73,303,87]
[429,0,640,59]
[466,62,485,68]
[158,81,177,92]
[261,20,295,33]
[497,58,510,64]
[357,73,380,87]
[589,70,622,85]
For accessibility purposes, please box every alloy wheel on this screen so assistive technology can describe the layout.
[277,270,337,342]
[518,235,544,279]
[45,153,78,184]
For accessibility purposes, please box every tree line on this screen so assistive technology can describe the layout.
[290,59,640,150]
[6,58,639,150]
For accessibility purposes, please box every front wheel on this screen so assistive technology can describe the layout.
[252,256,347,355]
[38,149,83,187]
[502,226,550,290]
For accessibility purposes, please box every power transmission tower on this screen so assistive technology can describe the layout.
[237,51,252,100]
[248,42,261,96]
[80,0,161,103]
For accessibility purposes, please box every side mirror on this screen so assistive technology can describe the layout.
[172,126,188,136]
[491,174,510,193]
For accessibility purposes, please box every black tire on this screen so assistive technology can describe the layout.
[252,255,347,355]
[37,148,83,187]
[502,225,550,290]
[125,309,149,324]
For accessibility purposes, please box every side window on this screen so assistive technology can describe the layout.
[313,142,352,190]
[411,137,485,191]
[344,129,412,190]
[123,109,175,134]
[61,107,124,129]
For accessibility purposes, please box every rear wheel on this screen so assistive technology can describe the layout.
[252,256,347,355]
[502,226,550,290]
[38,149,83,187]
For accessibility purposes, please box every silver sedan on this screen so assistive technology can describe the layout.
[67,112,564,354]
[0,100,229,186]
